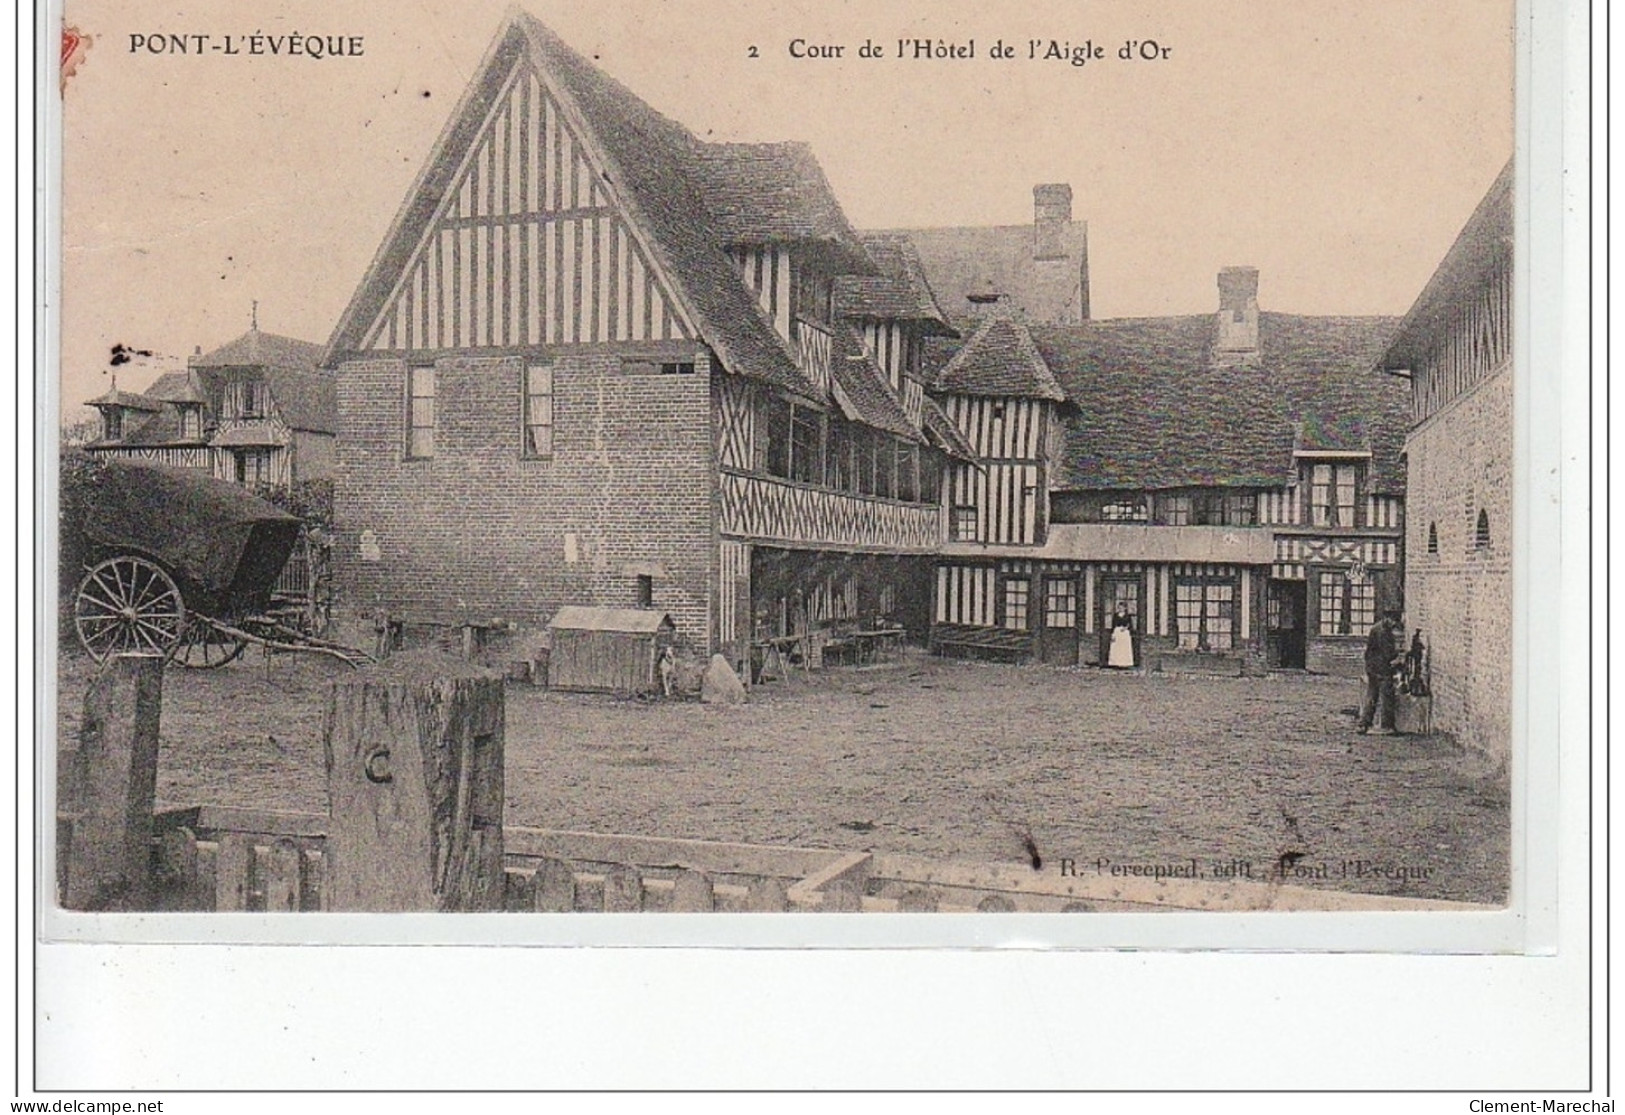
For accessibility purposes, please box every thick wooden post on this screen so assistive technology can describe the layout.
[323,662,506,911]
[61,654,164,911]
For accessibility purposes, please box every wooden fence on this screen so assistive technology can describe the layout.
[58,803,1477,914]
[55,654,1480,915]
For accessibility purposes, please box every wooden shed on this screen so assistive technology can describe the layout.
[545,606,676,694]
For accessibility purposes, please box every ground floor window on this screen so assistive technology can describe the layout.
[1317,569,1376,635]
[1174,578,1235,651]
[1002,577,1030,631]
[234,449,273,486]
[1044,578,1076,628]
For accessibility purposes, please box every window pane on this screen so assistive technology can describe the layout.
[1175,582,1203,649]
[1045,580,1076,628]
[1318,571,1346,635]
[1003,579,1029,631]
[1336,466,1357,526]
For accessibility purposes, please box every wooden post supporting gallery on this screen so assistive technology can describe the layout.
[60,654,164,910]
[323,660,506,911]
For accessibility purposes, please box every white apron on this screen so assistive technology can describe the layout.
[1108,626,1135,668]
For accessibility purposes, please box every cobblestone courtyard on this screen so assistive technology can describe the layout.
[55,650,1509,904]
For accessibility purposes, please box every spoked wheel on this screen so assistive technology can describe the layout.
[74,555,187,663]
[171,615,247,669]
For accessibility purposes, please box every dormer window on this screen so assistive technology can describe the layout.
[102,409,122,441]
[1308,463,1359,527]
[179,406,202,440]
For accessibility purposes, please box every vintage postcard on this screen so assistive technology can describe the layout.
[45,0,1546,949]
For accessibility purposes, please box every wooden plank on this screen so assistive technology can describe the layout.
[504,828,845,882]
[214,833,253,911]
[896,887,939,913]
[178,805,328,840]
[324,674,506,912]
[153,827,200,911]
[62,655,164,911]
[745,877,789,912]
[196,840,219,910]
[301,847,326,912]
[669,869,715,912]
[602,865,643,912]
[504,868,537,912]
[786,850,871,911]
[261,839,304,912]
[533,856,575,913]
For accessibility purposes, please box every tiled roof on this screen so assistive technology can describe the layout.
[690,142,870,266]
[931,317,1067,401]
[87,387,162,411]
[1377,159,1513,372]
[262,369,338,434]
[145,371,207,405]
[918,395,978,461]
[828,326,922,442]
[868,221,1090,325]
[1021,313,1406,493]
[327,14,827,401]
[195,328,324,371]
[832,235,953,332]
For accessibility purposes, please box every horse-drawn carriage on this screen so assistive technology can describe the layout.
[64,458,367,667]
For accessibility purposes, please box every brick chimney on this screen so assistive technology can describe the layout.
[1215,266,1259,361]
[1033,184,1072,261]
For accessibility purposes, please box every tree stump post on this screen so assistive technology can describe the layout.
[61,654,164,911]
[323,665,506,911]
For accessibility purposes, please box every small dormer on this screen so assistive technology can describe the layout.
[87,381,162,443]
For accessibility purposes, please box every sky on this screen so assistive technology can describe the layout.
[58,0,1514,414]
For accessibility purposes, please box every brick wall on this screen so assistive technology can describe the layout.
[334,352,717,649]
[1402,361,1513,761]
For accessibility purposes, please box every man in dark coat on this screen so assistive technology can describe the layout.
[1356,611,1404,735]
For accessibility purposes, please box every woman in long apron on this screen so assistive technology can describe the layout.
[1107,601,1136,669]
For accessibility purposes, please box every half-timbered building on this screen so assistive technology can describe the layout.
[927,267,1408,676]
[1376,161,1513,759]
[324,12,965,655]
[85,327,335,486]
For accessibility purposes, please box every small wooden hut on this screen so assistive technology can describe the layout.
[545,607,676,695]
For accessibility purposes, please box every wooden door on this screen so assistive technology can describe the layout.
[1097,575,1144,668]
[1038,576,1079,666]
[1267,580,1307,669]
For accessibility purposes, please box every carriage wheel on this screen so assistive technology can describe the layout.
[74,556,187,663]
[171,616,247,669]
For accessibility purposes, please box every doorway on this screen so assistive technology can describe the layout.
[1097,574,1144,669]
[1267,579,1307,669]
[1038,575,1079,666]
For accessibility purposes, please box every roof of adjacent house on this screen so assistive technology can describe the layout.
[1377,159,1513,372]
[931,316,1068,401]
[258,369,338,434]
[1009,313,1407,493]
[87,386,162,411]
[868,221,1089,326]
[88,335,336,447]
[689,142,871,268]
[194,328,326,372]
[832,235,954,333]
[829,326,923,442]
[145,371,207,405]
